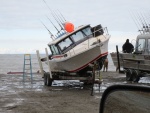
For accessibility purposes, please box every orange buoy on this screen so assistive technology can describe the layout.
[64,22,74,33]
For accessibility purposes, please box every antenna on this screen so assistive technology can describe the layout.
[40,20,55,40]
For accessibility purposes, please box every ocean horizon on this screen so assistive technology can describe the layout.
[0,53,116,74]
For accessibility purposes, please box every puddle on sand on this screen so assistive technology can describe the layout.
[139,77,150,84]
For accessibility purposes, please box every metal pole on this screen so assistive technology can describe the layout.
[45,48,52,79]
[36,50,44,77]
[116,45,121,73]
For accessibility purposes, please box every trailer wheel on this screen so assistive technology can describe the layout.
[47,74,53,86]
[126,69,133,81]
[44,73,48,86]
[132,70,140,82]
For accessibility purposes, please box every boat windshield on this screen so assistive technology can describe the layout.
[82,27,92,37]
[49,45,60,55]
[71,27,92,42]
[58,38,73,51]
[137,39,145,51]
[71,31,85,42]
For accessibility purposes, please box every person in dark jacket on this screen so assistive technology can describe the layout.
[122,39,134,53]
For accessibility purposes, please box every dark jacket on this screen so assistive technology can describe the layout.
[122,40,134,53]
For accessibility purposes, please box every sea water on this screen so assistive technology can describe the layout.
[0,53,116,74]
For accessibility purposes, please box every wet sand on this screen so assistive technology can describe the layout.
[0,71,147,113]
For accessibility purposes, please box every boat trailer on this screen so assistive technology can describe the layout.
[36,48,102,95]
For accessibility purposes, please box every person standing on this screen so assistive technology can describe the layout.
[103,58,108,72]
[122,39,134,53]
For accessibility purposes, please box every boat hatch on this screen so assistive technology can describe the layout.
[135,38,150,54]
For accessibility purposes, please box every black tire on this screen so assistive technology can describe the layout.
[47,74,53,86]
[44,73,47,86]
[126,69,133,81]
[132,70,140,82]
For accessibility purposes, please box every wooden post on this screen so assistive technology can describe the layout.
[45,48,52,79]
[116,45,121,73]
[91,63,96,96]
[36,50,44,77]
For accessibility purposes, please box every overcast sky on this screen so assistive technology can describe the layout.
[0,0,150,54]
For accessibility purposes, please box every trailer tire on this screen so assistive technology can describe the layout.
[47,74,52,86]
[126,69,133,81]
[44,73,48,86]
[132,70,140,82]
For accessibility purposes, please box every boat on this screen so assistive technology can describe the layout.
[110,26,150,82]
[45,24,110,73]
[37,11,110,86]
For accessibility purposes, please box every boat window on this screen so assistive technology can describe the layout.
[148,39,150,52]
[71,31,85,42]
[49,45,60,55]
[137,39,145,51]
[58,38,73,51]
[82,27,92,36]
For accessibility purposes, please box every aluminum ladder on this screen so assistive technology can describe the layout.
[23,54,33,82]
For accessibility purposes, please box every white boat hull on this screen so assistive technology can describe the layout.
[48,37,109,72]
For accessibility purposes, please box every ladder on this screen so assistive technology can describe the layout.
[23,54,33,82]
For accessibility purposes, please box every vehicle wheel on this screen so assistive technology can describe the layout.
[126,69,133,81]
[44,73,48,86]
[132,70,140,82]
[47,74,53,86]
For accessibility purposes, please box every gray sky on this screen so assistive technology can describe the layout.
[0,0,150,54]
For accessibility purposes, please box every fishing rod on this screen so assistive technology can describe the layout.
[46,16,62,35]
[140,13,148,27]
[129,10,142,33]
[57,9,66,22]
[132,11,145,33]
[52,10,65,27]
[140,12,150,33]
[51,12,65,31]
[54,10,65,24]
[42,0,65,32]
[136,12,146,30]
[40,20,55,40]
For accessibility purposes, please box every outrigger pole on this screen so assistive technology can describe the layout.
[40,20,55,40]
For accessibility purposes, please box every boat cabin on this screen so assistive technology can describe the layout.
[48,24,104,56]
[135,34,150,54]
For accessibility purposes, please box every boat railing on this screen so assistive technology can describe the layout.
[103,27,109,35]
[93,27,109,37]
